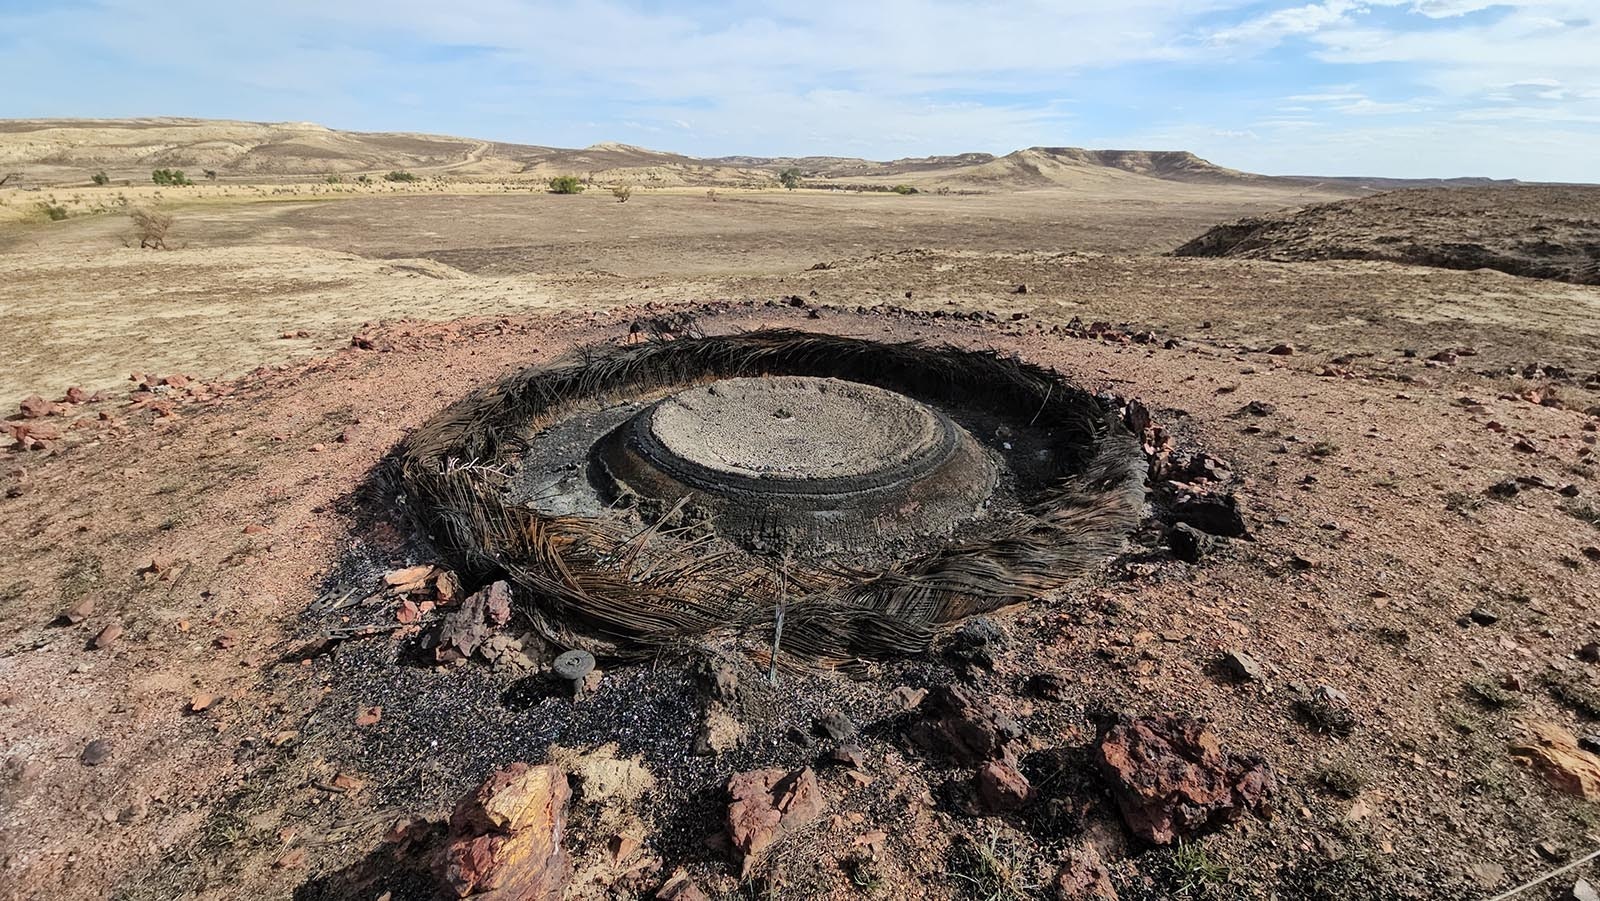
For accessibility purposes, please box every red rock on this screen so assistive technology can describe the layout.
[386,565,435,592]
[355,705,383,727]
[242,524,268,534]
[337,426,358,443]
[62,597,94,624]
[1056,844,1119,900]
[161,374,190,388]
[397,600,422,625]
[274,848,306,869]
[1095,715,1274,844]
[18,394,56,418]
[439,763,572,900]
[975,760,1032,813]
[725,767,826,875]
[63,386,88,404]
[93,623,123,649]
[190,693,217,712]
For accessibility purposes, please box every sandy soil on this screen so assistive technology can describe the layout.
[1,179,1599,901]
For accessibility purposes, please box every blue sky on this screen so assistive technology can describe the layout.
[1,0,1596,180]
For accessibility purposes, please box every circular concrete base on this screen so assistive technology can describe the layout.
[594,376,996,556]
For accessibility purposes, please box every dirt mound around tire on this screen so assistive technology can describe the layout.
[1174,185,1600,285]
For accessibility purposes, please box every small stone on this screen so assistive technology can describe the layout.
[1560,484,1582,498]
[62,597,94,624]
[80,739,112,766]
[1578,642,1600,664]
[1218,650,1265,682]
[1266,343,1295,356]
[1465,862,1504,889]
[975,759,1032,813]
[1469,608,1500,626]
[815,710,855,742]
[189,693,217,713]
[828,744,868,769]
[92,623,123,649]
[1578,735,1600,755]
[890,686,927,710]
[1572,879,1600,901]
[1168,522,1212,564]
[354,705,382,727]
[1537,840,1567,862]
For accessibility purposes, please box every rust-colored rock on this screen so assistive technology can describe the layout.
[905,684,1024,766]
[1512,720,1600,801]
[439,763,572,900]
[1094,715,1274,844]
[18,394,56,418]
[1056,844,1119,900]
[725,766,826,875]
[975,760,1032,813]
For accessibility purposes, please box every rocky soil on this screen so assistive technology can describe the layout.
[2,298,1599,900]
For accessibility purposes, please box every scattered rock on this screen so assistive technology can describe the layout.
[437,581,514,663]
[1468,607,1500,626]
[189,693,217,713]
[80,739,112,767]
[1511,720,1600,801]
[439,763,572,900]
[18,394,57,418]
[1217,650,1265,682]
[945,617,1005,674]
[92,624,123,649]
[385,564,436,592]
[1055,844,1119,900]
[1167,522,1213,563]
[1573,879,1600,901]
[61,597,94,625]
[975,760,1032,814]
[1466,862,1505,889]
[890,685,928,710]
[1094,714,1275,844]
[905,684,1024,766]
[827,745,868,770]
[1168,491,1248,538]
[725,767,826,876]
[1578,642,1600,664]
[814,710,855,742]
[1237,400,1276,417]
[1266,343,1295,356]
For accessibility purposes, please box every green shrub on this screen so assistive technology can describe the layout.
[356,174,372,184]
[325,175,343,184]
[384,170,418,183]
[548,175,585,194]
[779,167,802,190]
[151,168,191,186]
[39,203,69,221]
[91,171,110,186]
[892,184,918,195]
[612,184,633,203]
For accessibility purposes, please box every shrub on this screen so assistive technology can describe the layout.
[384,170,418,183]
[548,175,585,194]
[706,188,719,202]
[91,171,110,186]
[151,169,191,186]
[203,169,218,181]
[892,184,918,195]
[611,184,633,203]
[325,174,342,184]
[778,167,802,190]
[356,174,372,184]
[39,203,69,221]
[130,207,174,249]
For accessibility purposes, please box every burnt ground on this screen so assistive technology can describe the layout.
[1,300,1599,900]
[1174,185,1600,285]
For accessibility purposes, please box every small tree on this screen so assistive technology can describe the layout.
[325,174,343,184]
[892,184,918,195]
[384,170,418,182]
[778,167,802,190]
[130,207,174,249]
[91,171,110,186]
[39,202,68,221]
[151,168,191,186]
[356,174,372,184]
[548,176,584,194]
[611,184,633,203]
